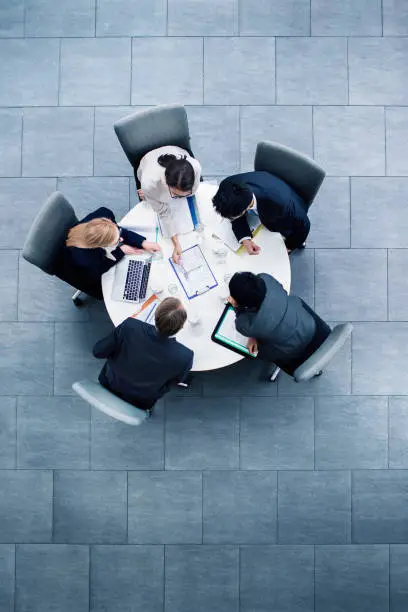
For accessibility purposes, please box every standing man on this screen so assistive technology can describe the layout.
[212,171,310,254]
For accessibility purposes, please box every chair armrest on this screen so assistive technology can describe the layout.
[293,323,353,382]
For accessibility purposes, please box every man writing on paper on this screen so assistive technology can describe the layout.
[212,172,310,255]
[227,272,330,376]
[93,297,193,411]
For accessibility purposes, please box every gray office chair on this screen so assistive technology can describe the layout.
[72,380,149,426]
[254,141,326,211]
[114,104,196,190]
[22,191,85,305]
[269,323,353,383]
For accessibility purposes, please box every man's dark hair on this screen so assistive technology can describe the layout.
[212,177,253,220]
[155,297,187,337]
[157,154,195,192]
[229,272,266,309]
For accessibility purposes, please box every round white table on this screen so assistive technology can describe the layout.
[102,182,291,371]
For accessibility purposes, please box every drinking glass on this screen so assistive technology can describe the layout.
[168,283,179,296]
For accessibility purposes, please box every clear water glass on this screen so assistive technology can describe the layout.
[168,283,179,296]
[212,237,228,265]
[195,223,205,246]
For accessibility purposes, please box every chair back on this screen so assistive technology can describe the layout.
[254,140,326,208]
[114,104,193,174]
[22,191,78,275]
[293,323,353,382]
[72,380,149,426]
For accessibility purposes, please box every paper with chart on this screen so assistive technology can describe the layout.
[171,244,217,299]
[212,209,262,252]
[157,197,194,237]
[215,307,253,355]
[123,203,159,242]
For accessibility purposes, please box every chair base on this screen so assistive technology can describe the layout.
[268,366,281,383]
[72,289,84,306]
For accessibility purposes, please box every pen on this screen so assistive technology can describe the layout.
[155,226,159,242]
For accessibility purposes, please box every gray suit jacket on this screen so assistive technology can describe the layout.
[235,273,316,363]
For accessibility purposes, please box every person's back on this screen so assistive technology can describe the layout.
[212,171,309,253]
[229,272,317,364]
[93,298,193,409]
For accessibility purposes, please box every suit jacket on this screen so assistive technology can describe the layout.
[230,171,310,250]
[93,317,194,409]
[56,207,145,299]
[235,273,316,363]
[137,145,201,238]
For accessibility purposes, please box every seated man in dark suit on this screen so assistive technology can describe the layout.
[228,272,330,376]
[93,297,193,410]
[212,172,310,255]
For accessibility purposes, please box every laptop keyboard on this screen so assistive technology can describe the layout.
[123,260,151,301]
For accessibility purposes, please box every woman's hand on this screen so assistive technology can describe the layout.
[172,244,182,265]
[137,189,145,201]
[171,235,182,265]
[246,337,258,355]
[142,240,162,254]
[120,245,145,255]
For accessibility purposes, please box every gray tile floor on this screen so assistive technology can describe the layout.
[1,0,408,610]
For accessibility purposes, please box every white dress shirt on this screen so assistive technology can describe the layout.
[137,145,202,238]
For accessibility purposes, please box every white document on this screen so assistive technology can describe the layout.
[212,210,262,252]
[133,297,159,324]
[173,245,216,297]
[158,198,194,237]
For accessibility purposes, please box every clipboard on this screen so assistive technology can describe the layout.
[132,294,160,323]
[211,304,257,358]
[169,244,218,300]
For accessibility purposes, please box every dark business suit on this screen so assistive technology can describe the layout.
[93,317,194,410]
[56,207,145,299]
[235,273,329,373]
[229,171,310,250]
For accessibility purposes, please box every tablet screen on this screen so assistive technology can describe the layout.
[213,306,255,357]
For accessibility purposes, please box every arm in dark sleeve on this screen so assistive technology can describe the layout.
[93,321,126,358]
[235,311,257,338]
[176,350,194,383]
[119,227,146,249]
[231,214,252,242]
[70,245,125,276]
[283,206,310,250]
[79,207,116,224]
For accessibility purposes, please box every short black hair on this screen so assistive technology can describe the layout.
[212,177,253,220]
[229,272,266,309]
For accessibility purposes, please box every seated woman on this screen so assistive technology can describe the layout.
[62,207,161,299]
[136,146,201,263]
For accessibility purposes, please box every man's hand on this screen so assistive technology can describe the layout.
[120,245,145,255]
[242,239,261,255]
[137,189,145,201]
[227,296,238,308]
[142,240,162,254]
[172,245,182,265]
[246,337,258,355]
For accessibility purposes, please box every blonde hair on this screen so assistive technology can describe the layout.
[66,217,118,249]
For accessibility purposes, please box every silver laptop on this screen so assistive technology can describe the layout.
[111,255,152,303]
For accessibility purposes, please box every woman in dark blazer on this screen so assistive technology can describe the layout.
[59,207,161,299]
